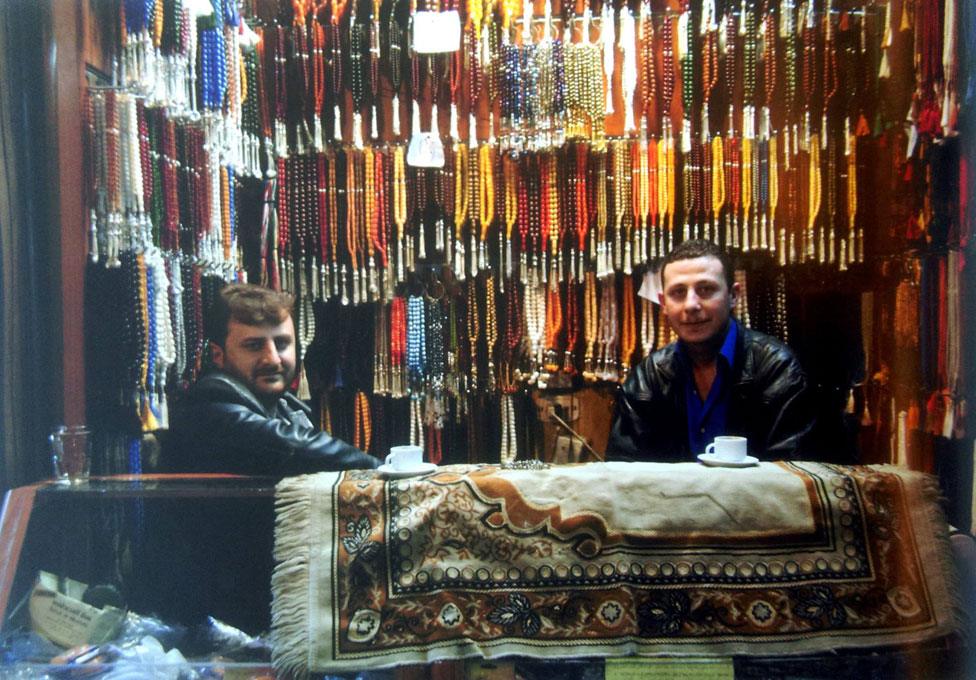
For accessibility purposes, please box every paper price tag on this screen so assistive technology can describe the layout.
[29,572,125,648]
[407,132,445,168]
[412,11,461,53]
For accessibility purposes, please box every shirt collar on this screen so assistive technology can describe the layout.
[718,318,738,367]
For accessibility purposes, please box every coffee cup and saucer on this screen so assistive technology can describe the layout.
[697,436,759,468]
[377,445,437,478]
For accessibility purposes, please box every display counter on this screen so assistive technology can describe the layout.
[1,467,972,679]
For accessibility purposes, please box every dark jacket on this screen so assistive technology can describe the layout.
[607,327,814,462]
[165,371,378,476]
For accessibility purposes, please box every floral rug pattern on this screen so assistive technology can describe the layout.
[272,462,959,676]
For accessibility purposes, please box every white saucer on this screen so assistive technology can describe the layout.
[377,462,438,478]
[697,453,759,468]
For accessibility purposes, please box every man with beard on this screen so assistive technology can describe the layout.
[166,283,377,476]
[607,239,814,462]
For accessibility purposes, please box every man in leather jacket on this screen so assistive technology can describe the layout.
[607,240,814,462]
[166,283,378,476]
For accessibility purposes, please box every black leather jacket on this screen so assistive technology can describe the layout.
[165,371,379,477]
[607,327,814,462]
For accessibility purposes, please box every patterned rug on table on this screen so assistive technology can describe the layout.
[271,461,960,676]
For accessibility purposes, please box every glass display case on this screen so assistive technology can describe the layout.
[1,474,973,679]
[0,475,278,677]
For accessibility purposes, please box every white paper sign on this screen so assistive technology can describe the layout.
[29,572,125,648]
[412,11,461,53]
[407,131,445,168]
[638,267,662,302]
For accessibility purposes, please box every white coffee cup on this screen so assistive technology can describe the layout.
[385,445,424,471]
[705,435,748,462]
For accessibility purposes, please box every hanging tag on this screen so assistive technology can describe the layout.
[412,11,462,53]
[407,131,445,167]
[407,100,445,167]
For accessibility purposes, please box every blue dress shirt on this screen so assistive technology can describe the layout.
[681,319,738,455]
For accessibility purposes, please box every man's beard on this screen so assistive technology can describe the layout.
[251,366,295,404]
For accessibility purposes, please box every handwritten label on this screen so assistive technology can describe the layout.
[29,572,125,648]
[605,657,735,680]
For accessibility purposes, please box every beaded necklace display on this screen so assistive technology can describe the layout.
[581,270,597,381]
[364,146,379,297]
[781,0,798,261]
[390,296,407,396]
[538,154,553,282]
[573,144,589,281]
[407,294,427,392]
[467,136,482,276]
[271,26,288,155]
[699,0,719,243]
[678,5,694,241]
[484,275,498,392]
[387,2,405,137]
[292,22,312,153]
[610,140,628,276]
[619,273,636,381]
[602,3,615,117]
[734,269,751,327]
[544,281,562,373]
[354,148,369,300]
[565,9,604,142]
[393,145,408,281]
[349,0,369,145]
[597,272,618,381]
[742,0,758,251]
[638,0,656,134]
[761,2,777,253]
[640,294,655,358]
[823,4,841,266]
[499,284,520,461]
[631,133,649,265]
[619,6,638,135]
[479,144,495,270]
[806,134,822,263]
[845,126,859,265]
[329,0,346,140]
[466,278,480,389]
[427,292,447,394]
[721,8,737,248]
[523,273,545,375]
[353,391,372,452]
[659,14,676,253]
[590,144,605,278]
[454,142,470,279]
[707,128,724,247]
[374,303,389,395]
[341,149,356,303]
[311,21,327,150]
[645,135,659,257]
[503,154,518,280]
[562,278,579,373]
[376,150,391,295]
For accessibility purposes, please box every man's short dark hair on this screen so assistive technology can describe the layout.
[660,239,735,290]
[207,283,295,348]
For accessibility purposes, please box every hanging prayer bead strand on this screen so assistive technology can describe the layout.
[582,270,598,381]
[638,0,656,134]
[619,273,636,380]
[484,274,498,391]
[762,2,777,253]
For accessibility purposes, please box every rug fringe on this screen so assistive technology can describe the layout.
[271,476,314,680]
[916,470,970,639]
[878,464,969,640]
